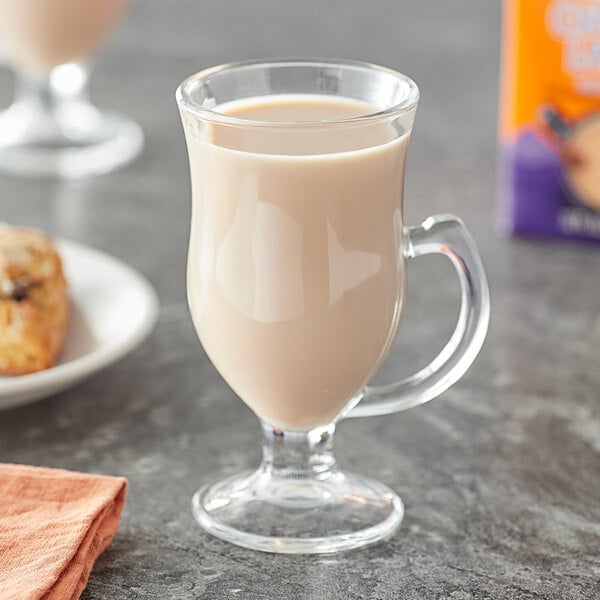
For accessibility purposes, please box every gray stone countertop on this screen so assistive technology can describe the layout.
[1,1,599,598]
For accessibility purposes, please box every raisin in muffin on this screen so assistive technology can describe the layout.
[0,224,68,375]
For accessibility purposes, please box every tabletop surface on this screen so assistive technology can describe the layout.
[1,1,599,599]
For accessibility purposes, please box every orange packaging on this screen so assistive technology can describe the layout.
[499,0,600,241]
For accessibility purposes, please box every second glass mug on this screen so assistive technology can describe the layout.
[0,0,143,178]
[177,59,490,554]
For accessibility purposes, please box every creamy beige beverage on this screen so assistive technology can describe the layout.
[0,0,127,70]
[185,95,409,431]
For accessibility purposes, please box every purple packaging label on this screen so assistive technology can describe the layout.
[500,125,600,242]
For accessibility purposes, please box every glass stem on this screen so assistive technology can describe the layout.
[14,63,90,114]
[260,421,338,481]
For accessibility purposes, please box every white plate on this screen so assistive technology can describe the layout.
[0,239,160,410]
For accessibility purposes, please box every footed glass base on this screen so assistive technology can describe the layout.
[0,63,143,179]
[0,102,143,179]
[192,469,403,554]
[192,423,404,553]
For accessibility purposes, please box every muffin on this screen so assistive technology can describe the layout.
[0,224,69,375]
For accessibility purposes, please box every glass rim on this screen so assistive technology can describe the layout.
[175,57,420,128]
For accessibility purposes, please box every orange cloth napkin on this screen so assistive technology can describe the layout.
[0,464,127,600]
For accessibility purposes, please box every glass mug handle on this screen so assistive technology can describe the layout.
[348,214,490,418]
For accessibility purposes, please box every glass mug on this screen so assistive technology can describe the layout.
[0,0,143,178]
[177,59,490,554]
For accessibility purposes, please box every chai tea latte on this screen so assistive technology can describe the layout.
[185,94,409,430]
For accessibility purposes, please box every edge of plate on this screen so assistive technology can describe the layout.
[0,239,160,408]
